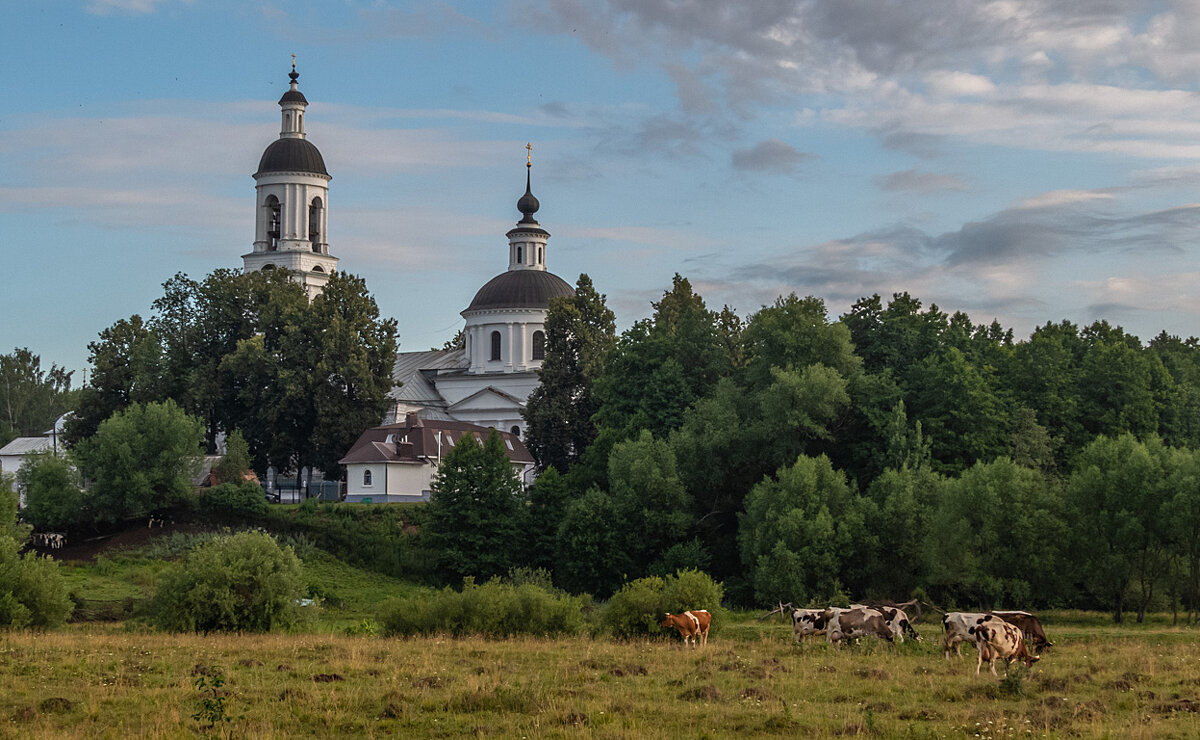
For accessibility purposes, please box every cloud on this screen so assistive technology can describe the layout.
[875,169,967,193]
[731,139,814,173]
[85,0,181,14]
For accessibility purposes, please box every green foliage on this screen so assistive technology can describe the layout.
[426,431,524,583]
[150,530,305,633]
[523,466,569,571]
[0,347,75,448]
[200,482,268,519]
[17,452,83,530]
[607,430,692,572]
[377,578,586,637]
[0,474,30,544]
[211,429,251,485]
[192,670,232,729]
[554,488,629,597]
[73,400,204,523]
[738,453,874,606]
[0,535,73,629]
[523,274,616,472]
[601,569,724,638]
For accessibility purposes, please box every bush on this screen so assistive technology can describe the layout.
[0,535,73,629]
[150,530,305,633]
[18,453,85,530]
[602,569,724,638]
[378,578,587,638]
[200,482,268,519]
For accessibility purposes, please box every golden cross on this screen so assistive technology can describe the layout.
[526,142,532,166]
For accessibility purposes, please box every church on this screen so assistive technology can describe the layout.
[243,65,569,496]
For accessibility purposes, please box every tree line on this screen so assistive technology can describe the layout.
[505,274,1200,621]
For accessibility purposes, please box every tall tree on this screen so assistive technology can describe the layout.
[607,430,692,574]
[523,274,615,472]
[0,348,75,448]
[425,431,524,583]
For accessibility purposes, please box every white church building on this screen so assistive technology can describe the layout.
[241,65,571,494]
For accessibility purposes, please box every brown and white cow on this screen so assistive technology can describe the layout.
[989,610,1053,653]
[791,608,830,642]
[662,610,711,647]
[852,604,921,643]
[970,619,1040,675]
[823,606,894,645]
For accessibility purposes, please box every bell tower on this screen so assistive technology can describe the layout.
[242,59,338,297]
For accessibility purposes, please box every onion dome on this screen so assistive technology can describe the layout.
[255,138,329,176]
[465,270,574,312]
[517,164,540,224]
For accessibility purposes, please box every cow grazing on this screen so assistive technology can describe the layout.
[662,610,711,647]
[942,612,995,659]
[791,608,829,642]
[970,619,1040,675]
[823,606,894,645]
[852,604,921,643]
[989,610,1053,653]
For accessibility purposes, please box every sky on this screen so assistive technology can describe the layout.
[5,1,1200,376]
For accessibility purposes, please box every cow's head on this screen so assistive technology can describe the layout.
[660,613,674,628]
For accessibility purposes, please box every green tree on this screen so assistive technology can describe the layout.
[426,430,524,582]
[0,474,30,544]
[150,531,304,633]
[65,315,164,445]
[607,430,692,574]
[0,348,75,448]
[211,430,251,486]
[862,464,941,597]
[1065,434,1172,622]
[924,458,1067,607]
[0,535,73,629]
[17,452,84,530]
[554,487,628,596]
[523,274,616,472]
[1163,447,1200,622]
[742,294,861,390]
[73,400,204,523]
[523,466,570,571]
[738,454,873,605]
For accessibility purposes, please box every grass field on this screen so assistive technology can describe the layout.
[2,615,1198,739]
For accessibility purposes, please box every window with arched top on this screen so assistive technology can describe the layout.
[312,265,324,273]
[309,197,323,252]
[490,331,502,361]
[262,264,275,271]
[511,426,520,437]
[266,196,281,250]
[363,469,373,486]
[538,246,543,264]
[532,330,546,360]
[516,245,523,264]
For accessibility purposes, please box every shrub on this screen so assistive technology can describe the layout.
[17,453,85,530]
[0,535,73,629]
[602,569,724,638]
[377,578,586,638]
[150,530,305,633]
[200,482,268,519]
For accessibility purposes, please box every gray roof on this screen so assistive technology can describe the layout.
[464,270,574,312]
[0,437,54,457]
[256,138,328,177]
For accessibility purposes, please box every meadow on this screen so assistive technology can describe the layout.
[2,613,1198,738]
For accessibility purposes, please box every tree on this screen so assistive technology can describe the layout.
[523,274,616,472]
[554,488,629,596]
[66,315,163,445]
[17,452,84,530]
[150,531,304,633]
[210,430,251,486]
[607,430,692,574]
[1065,434,1172,622]
[73,400,204,523]
[425,430,524,582]
[863,464,941,598]
[0,535,73,629]
[523,466,570,571]
[0,474,29,544]
[0,348,75,448]
[738,454,873,605]
[742,294,860,390]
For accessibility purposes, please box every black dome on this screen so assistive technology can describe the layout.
[279,89,309,105]
[255,138,328,177]
[465,270,574,312]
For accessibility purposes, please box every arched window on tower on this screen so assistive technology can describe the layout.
[532,330,545,360]
[266,196,281,251]
[516,245,523,264]
[490,331,502,361]
[309,197,323,253]
[538,246,543,265]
